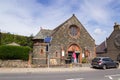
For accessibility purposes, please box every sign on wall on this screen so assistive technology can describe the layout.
[62,50,65,56]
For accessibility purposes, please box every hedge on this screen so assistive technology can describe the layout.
[0,45,31,61]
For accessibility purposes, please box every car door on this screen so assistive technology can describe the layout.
[107,58,115,67]
[103,58,114,68]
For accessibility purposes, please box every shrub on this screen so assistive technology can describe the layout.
[82,58,87,63]
[0,45,31,61]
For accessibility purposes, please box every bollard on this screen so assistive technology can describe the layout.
[70,63,73,68]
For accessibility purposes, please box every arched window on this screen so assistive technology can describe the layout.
[69,25,79,37]
[56,52,58,57]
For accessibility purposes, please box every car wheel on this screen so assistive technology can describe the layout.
[91,66,95,68]
[116,64,119,68]
[103,65,107,70]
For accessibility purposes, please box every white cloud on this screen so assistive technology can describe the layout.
[94,28,106,35]
[92,28,107,45]
[79,0,112,25]
[0,0,120,44]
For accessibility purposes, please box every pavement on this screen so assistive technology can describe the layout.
[0,64,119,73]
[0,67,95,73]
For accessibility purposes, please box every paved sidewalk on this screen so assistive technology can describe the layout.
[0,67,95,73]
[0,64,119,73]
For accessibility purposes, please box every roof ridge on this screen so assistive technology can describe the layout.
[51,14,77,36]
[33,28,52,39]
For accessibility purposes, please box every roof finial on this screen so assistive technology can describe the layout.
[73,14,75,16]
[114,22,118,26]
[114,22,120,30]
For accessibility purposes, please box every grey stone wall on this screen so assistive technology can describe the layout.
[32,15,95,65]
[50,16,95,62]
[106,26,120,60]
[32,43,47,65]
[0,60,28,68]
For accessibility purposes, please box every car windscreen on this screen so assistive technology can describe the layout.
[92,58,101,61]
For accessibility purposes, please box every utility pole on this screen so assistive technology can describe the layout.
[46,43,50,68]
[44,36,52,68]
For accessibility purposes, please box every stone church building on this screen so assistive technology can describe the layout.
[32,14,96,65]
[96,23,120,62]
[107,23,120,61]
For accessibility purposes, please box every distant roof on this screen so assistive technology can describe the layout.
[7,42,20,46]
[96,41,107,54]
[33,29,52,39]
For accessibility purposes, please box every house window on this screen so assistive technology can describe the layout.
[69,25,79,37]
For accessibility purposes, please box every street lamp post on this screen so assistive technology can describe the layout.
[47,44,50,68]
[46,43,50,68]
[44,36,52,68]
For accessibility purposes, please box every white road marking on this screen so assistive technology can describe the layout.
[105,74,120,80]
[105,76,113,80]
[109,74,120,77]
[66,78,84,80]
[108,76,113,80]
[105,74,120,77]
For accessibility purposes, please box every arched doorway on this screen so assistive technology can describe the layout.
[67,44,82,63]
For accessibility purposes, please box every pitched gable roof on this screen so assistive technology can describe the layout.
[33,29,52,39]
[51,14,76,35]
[107,23,120,40]
[33,14,94,41]
[51,14,94,41]
[96,41,107,54]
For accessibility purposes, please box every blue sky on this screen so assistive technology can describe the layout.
[0,0,120,45]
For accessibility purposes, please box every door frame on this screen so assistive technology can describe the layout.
[67,44,82,63]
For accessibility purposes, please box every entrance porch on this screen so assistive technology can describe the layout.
[65,44,82,64]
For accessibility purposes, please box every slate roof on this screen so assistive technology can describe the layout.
[33,14,94,41]
[33,15,77,39]
[96,41,107,54]
[33,29,52,39]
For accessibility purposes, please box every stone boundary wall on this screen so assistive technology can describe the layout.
[0,60,29,68]
[0,60,90,68]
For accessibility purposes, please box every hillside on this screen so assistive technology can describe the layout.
[0,32,33,48]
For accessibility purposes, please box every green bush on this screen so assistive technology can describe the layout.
[82,58,87,63]
[0,45,31,61]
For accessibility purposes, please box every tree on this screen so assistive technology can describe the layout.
[0,32,33,48]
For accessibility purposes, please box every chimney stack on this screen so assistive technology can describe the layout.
[114,22,120,30]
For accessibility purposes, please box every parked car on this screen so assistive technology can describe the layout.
[91,57,119,69]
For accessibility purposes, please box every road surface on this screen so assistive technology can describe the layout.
[0,68,120,80]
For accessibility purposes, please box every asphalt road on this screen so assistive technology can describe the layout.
[0,68,120,80]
